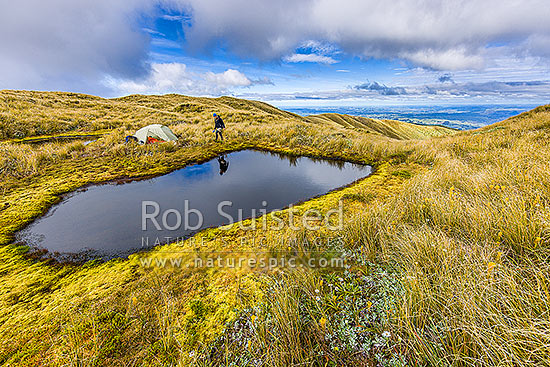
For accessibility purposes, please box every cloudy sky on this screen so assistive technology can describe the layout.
[1,0,550,105]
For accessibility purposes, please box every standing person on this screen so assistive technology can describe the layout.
[213,113,225,142]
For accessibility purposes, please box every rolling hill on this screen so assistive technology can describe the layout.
[0,90,454,141]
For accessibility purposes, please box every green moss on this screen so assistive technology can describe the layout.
[340,192,375,203]
[391,169,413,179]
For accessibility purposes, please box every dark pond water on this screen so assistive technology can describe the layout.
[17,150,371,259]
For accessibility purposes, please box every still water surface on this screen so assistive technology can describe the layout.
[17,150,371,258]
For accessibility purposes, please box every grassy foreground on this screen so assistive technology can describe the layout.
[0,90,549,366]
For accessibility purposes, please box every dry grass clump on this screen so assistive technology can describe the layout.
[0,140,87,179]
[339,108,550,365]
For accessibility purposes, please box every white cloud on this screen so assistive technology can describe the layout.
[161,14,187,21]
[151,38,183,49]
[524,34,550,59]
[204,69,252,87]
[111,63,194,94]
[399,48,485,71]
[107,63,264,96]
[142,28,166,37]
[237,79,550,103]
[283,54,338,64]
[1,0,550,95]
[282,39,340,64]
[174,0,550,70]
[0,0,154,93]
[299,40,339,56]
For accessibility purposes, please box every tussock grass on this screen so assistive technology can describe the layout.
[339,108,550,365]
[1,90,549,366]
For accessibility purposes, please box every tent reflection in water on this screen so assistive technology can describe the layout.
[129,124,178,144]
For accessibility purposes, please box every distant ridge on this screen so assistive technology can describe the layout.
[305,112,455,140]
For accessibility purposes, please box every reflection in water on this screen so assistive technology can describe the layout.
[286,154,299,167]
[17,150,371,259]
[218,155,229,175]
[259,150,346,169]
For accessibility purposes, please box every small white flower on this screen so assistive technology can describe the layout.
[316,296,321,301]
[382,331,391,338]
[315,289,320,293]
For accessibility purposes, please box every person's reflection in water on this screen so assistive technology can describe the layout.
[218,155,229,175]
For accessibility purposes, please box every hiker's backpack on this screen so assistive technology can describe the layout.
[215,116,225,128]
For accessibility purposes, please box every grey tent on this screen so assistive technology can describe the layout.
[132,124,178,144]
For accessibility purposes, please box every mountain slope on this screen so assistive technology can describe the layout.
[305,112,456,140]
[0,90,454,141]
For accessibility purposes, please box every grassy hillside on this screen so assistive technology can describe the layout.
[305,112,456,140]
[0,90,450,141]
[0,90,549,366]
[0,91,299,140]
